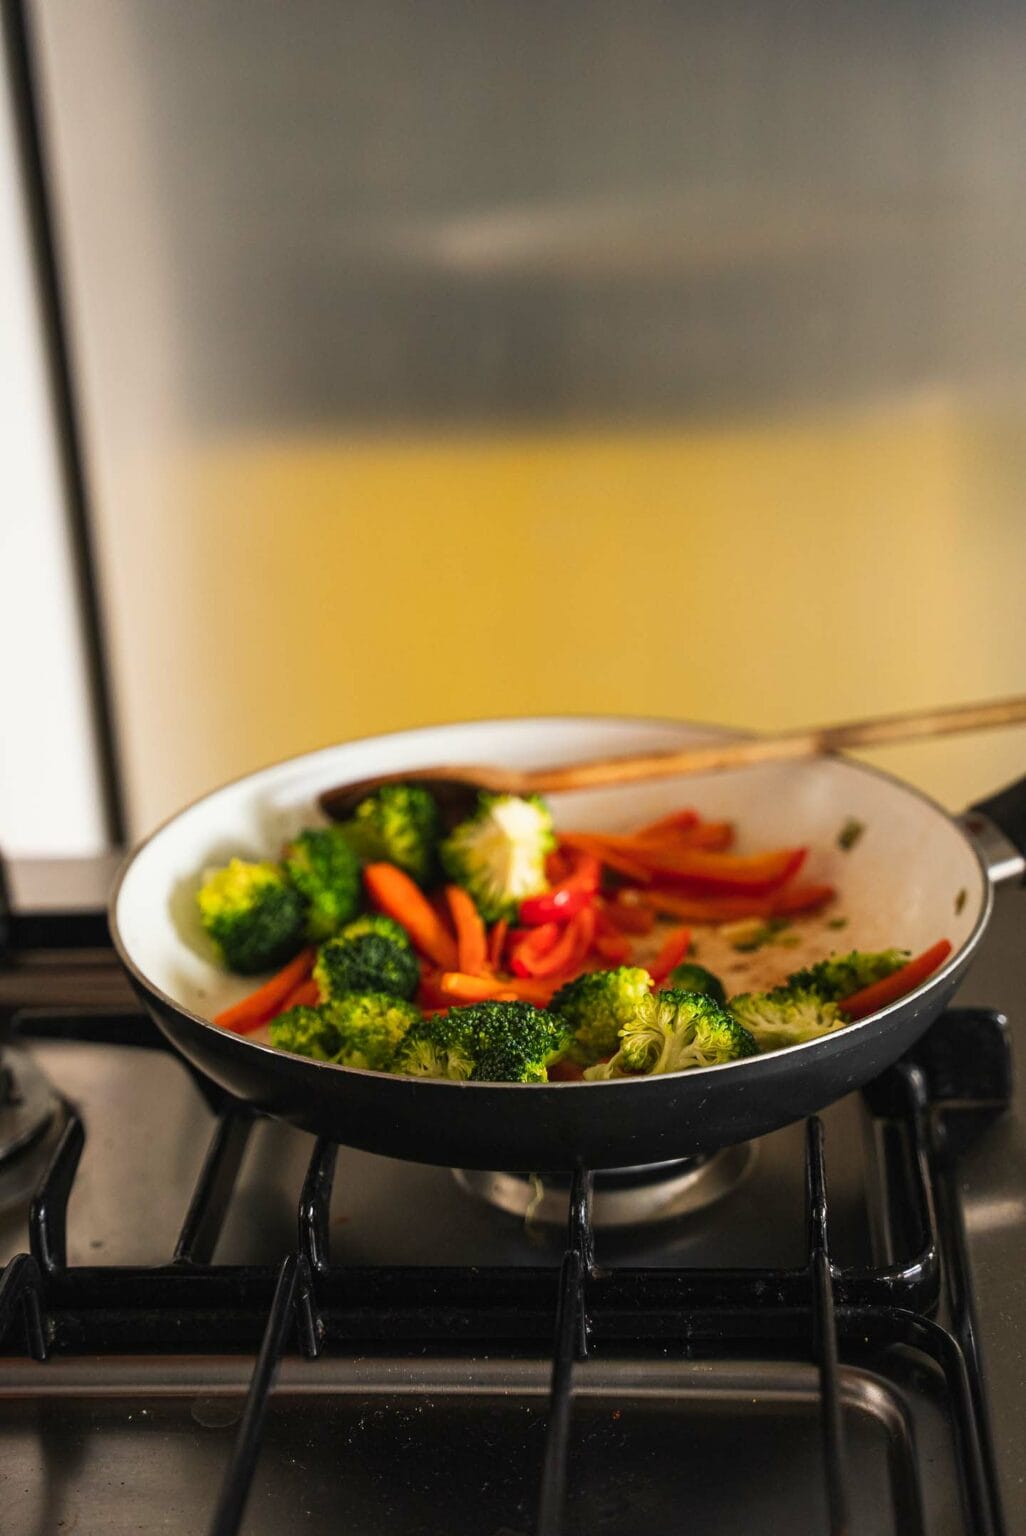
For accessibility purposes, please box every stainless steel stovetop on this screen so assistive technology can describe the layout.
[0,857,1023,1536]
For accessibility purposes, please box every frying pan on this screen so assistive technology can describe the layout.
[110,716,1026,1171]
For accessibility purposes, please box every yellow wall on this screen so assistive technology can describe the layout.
[104,396,1026,834]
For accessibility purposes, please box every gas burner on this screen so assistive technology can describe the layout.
[453,1143,756,1228]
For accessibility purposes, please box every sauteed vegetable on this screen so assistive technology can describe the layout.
[197,785,951,1082]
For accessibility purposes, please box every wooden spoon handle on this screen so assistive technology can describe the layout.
[515,694,1026,793]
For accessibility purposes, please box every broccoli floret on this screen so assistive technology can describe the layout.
[787,948,908,1002]
[439,793,554,921]
[550,966,652,1064]
[340,784,440,885]
[269,994,420,1069]
[333,913,409,945]
[394,1000,569,1083]
[466,1001,570,1083]
[282,825,361,941]
[665,961,727,1007]
[322,992,421,1070]
[729,986,847,1051]
[586,989,757,1079]
[197,858,306,974]
[396,1013,476,1081]
[270,1005,338,1061]
[314,919,419,1001]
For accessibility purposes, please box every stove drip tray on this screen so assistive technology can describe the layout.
[453,1143,756,1228]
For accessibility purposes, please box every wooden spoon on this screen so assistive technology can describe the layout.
[319,694,1026,823]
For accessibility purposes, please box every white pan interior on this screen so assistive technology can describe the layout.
[113,715,986,1022]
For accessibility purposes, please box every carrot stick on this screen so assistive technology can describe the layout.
[487,917,509,971]
[637,883,836,924]
[277,977,319,1013]
[632,809,699,837]
[446,885,489,976]
[558,833,653,884]
[438,971,505,1003]
[839,940,952,1021]
[364,863,459,969]
[213,947,315,1033]
[493,974,579,1005]
[648,926,692,984]
[638,822,734,851]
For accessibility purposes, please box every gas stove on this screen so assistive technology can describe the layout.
[0,855,1023,1536]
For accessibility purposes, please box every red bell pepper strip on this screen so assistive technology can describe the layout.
[647,926,692,984]
[213,947,316,1033]
[487,917,509,972]
[638,882,836,924]
[839,940,952,1021]
[558,833,653,884]
[544,847,573,884]
[519,850,601,926]
[567,837,807,894]
[524,906,597,979]
[600,893,656,935]
[519,882,593,926]
[446,884,489,976]
[592,907,632,964]
[509,922,562,977]
[634,821,735,851]
[632,808,699,838]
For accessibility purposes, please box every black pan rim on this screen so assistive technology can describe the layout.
[108,711,992,1093]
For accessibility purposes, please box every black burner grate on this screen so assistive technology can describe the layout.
[0,1004,1012,1536]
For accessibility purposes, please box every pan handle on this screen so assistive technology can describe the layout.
[961,776,1026,885]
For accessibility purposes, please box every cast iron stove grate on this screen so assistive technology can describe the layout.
[0,1000,1010,1536]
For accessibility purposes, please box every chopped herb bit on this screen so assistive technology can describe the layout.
[838,817,865,852]
[955,888,967,915]
[721,915,793,953]
[827,916,849,930]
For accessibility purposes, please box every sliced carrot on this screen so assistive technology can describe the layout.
[632,809,699,838]
[213,947,316,1033]
[648,926,692,984]
[277,976,320,1013]
[438,971,505,1003]
[487,917,509,971]
[364,863,458,970]
[638,882,836,924]
[494,973,581,1006]
[839,940,953,1021]
[446,885,489,976]
[558,833,653,884]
